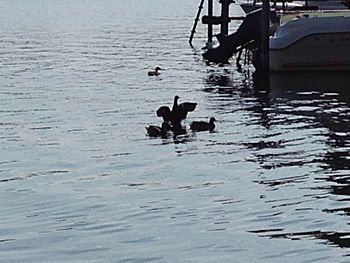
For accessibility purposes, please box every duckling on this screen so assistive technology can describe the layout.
[190,117,216,132]
[146,121,171,137]
[148,67,162,76]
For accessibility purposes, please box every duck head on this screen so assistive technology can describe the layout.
[156,106,172,120]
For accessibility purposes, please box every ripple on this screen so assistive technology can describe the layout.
[255,175,309,187]
[117,257,164,263]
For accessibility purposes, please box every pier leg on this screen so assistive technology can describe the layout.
[259,0,270,88]
[219,0,233,36]
[208,0,213,45]
[260,0,270,73]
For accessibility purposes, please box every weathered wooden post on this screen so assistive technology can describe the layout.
[258,0,270,89]
[219,0,234,36]
[208,0,214,46]
[261,0,270,73]
[201,0,243,48]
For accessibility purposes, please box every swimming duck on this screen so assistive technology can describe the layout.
[146,121,171,137]
[190,117,216,132]
[148,67,162,76]
[156,95,197,131]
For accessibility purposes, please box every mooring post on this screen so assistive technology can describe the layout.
[208,0,214,45]
[261,0,270,73]
[219,0,233,36]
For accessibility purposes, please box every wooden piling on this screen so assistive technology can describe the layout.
[219,0,233,36]
[208,0,213,46]
[260,0,270,73]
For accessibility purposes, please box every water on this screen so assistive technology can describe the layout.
[1,0,350,262]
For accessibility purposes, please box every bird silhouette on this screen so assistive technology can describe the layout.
[190,117,216,132]
[146,121,172,137]
[148,67,162,76]
[156,95,197,131]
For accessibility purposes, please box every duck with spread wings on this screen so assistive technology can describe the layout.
[156,95,197,131]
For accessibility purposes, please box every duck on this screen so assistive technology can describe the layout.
[156,95,197,131]
[190,117,216,132]
[146,121,172,137]
[171,95,194,119]
[148,67,162,76]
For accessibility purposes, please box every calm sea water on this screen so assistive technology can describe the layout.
[1,0,350,262]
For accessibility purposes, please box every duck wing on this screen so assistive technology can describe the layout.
[176,102,197,120]
[156,106,172,122]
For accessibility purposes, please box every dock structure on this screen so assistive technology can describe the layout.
[192,0,350,75]
[201,0,245,47]
[218,0,234,36]
[190,0,274,73]
[189,0,245,48]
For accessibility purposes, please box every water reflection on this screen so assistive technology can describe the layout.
[203,69,350,249]
[251,229,350,248]
[265,72,350,248]
[270,72,350,100]
[205,69,234,87]
[146,128,196,145]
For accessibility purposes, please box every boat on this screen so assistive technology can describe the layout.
[269,10,350,71]
[200,0,350,71]
[240,0,304,13]
[241,0,350,71]
[241,0,350,13]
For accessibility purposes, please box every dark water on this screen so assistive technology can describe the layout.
[1,1,350,262]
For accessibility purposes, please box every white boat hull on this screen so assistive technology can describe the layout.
[269,13,350,72]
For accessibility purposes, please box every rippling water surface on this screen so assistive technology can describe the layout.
[1,1,350,262]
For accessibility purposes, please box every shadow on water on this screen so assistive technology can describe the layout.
[249,229,350,248]
[203,67,273,129]
[269,72,350,166]
[262,72,350,249]
[203,69,350,249]
[270,72,350,101]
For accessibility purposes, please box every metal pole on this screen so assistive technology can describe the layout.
[189,0,205,47]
